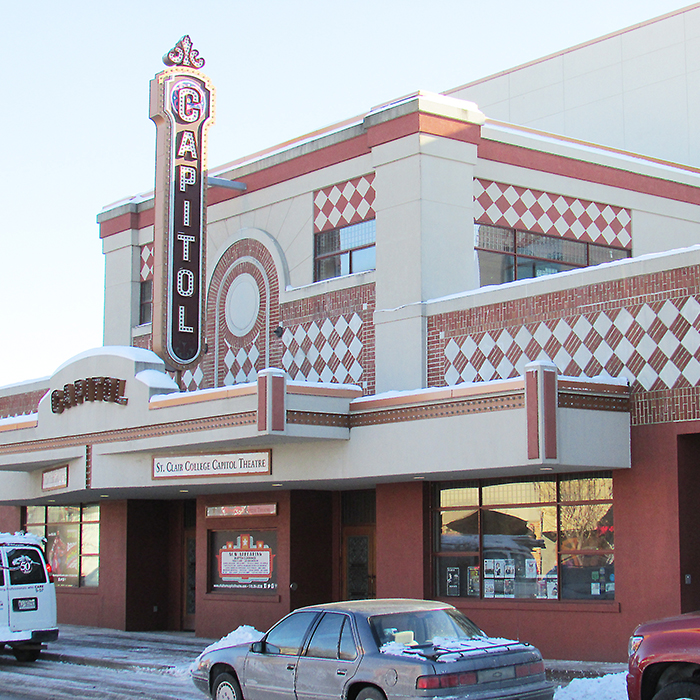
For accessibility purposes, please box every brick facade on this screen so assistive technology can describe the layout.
[130,171,379,396]
[0,389,47,419]
[201,238,282,390]
[281,283,376,395]
[428,264,700,425]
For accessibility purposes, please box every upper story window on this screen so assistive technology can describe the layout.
[139,280,153,325]
[314,219,376,282]
[475,224,630,286]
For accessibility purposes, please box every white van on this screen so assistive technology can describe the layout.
[0,532,58,661]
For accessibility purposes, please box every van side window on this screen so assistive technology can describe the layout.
[7,548,47,585]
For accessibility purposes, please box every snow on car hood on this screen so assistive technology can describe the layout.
[380,635,521,662]
[191,624,264,672]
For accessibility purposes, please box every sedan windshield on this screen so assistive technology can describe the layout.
[369,608,482,648]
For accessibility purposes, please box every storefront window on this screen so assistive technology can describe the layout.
[433,474,613,601]
[24,504,100,587]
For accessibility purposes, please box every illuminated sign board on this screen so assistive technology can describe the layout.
[149,36,214,368]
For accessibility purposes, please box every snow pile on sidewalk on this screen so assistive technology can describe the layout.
[554,672,626,699]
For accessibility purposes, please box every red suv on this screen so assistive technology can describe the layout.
[628,612,700,700]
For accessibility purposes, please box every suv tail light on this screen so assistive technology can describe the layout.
[46,562,54,583]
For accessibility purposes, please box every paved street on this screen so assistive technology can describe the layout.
[0,625,215,700]
[0,653,202,699]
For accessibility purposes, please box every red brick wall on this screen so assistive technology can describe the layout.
[0,506,21,533]
[375,481,429,598]
[0,389,47,419]
[196,491,292,638]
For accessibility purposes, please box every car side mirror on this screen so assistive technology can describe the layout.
[251,641,265,653]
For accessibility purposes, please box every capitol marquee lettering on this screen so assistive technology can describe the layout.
[51,377,127,414]
[150,36,214,369]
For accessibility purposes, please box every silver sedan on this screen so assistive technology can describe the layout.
[191,599,553,700]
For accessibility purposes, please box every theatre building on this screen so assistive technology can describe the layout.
[4,16,700,662]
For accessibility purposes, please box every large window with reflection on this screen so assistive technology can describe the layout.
[475,223,629,286]
[433,474,613,601]
[24,504,100,587]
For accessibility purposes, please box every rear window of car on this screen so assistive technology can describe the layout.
[5,547,48,585]
[370,608,482,648]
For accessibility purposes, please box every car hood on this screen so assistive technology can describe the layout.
[634,612,700,636]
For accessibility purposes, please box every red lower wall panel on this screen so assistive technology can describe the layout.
[0,505,21,533]
[56,500,127,629]
[195,492,292,639]
[375,481,428,600]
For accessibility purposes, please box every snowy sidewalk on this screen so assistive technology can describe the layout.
[4,624,217,672]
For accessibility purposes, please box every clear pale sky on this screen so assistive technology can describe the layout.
[1,0,693,387]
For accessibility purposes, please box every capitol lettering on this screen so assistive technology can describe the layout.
[51,377,127,414]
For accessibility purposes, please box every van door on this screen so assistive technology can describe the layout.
[0,548,9,633]
[6,546,53,633]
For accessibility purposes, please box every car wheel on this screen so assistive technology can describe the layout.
[654,681,700,700]
[356,687,386,700]
[212,671,243,700]
[12,647,40,662]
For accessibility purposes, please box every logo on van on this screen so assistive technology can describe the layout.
[11,555,36,575]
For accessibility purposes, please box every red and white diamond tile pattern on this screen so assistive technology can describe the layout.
[443,297,700,391]
[222,337,261,385]
[474,179,632,249]
[140,243,154,281]
[314,175,376,233]
[180,365,205,391]
[282,314,364,384]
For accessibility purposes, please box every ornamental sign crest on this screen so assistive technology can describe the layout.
[149,36,214,368]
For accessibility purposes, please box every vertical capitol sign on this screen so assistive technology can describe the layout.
[149,36,214,367]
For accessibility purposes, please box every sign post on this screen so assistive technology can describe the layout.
[149,36,214,368]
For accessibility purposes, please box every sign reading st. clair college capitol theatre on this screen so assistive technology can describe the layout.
[152,451,271,479]
[149,36,214,368]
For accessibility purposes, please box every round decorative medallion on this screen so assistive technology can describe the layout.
[225,273,260,337]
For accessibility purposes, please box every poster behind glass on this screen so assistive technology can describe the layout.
[47,523,80,586]
[210,530,277,594]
